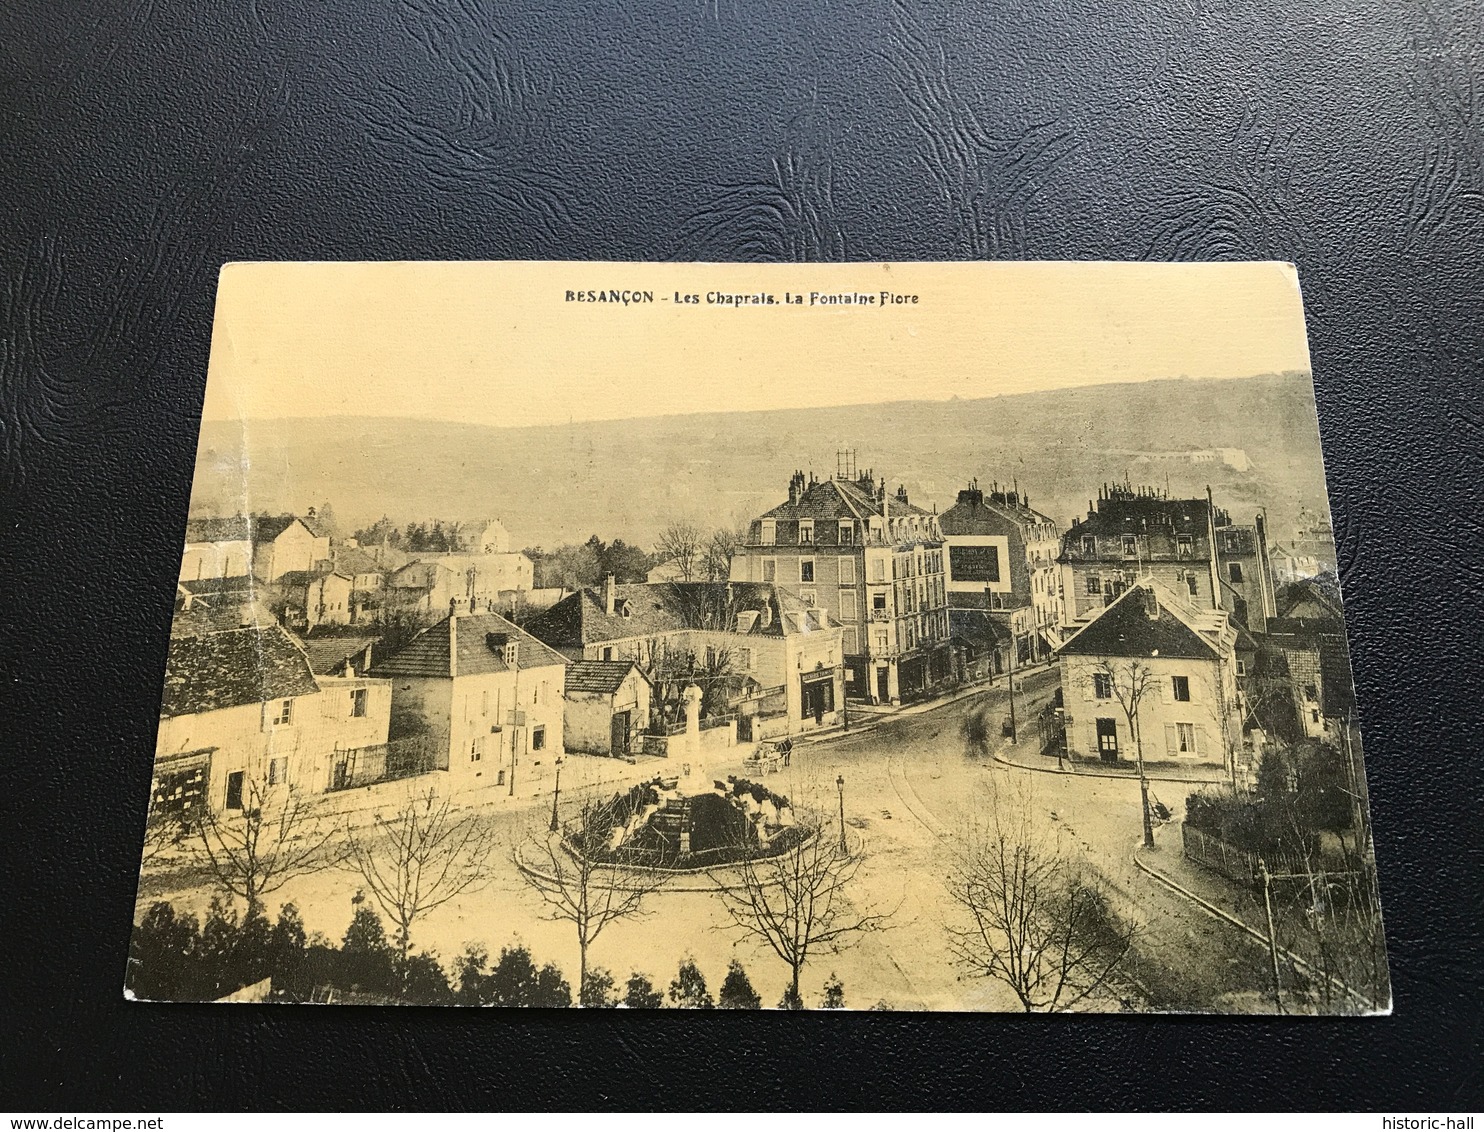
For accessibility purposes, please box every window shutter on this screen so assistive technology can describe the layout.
[1089,724,1100,755]
[1164,723,1178,757]
[1160,676,1171,704]
[1195,726,1208,757]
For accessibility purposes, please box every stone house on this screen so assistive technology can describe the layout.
[153,617,392,818]
[249,513,333,583]
[562,660,652,757]
[524,577,845,739]
[371,611,568,789]
[180,516,253,582]
[1057,579,1241,772]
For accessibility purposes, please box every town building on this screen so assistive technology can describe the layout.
[1263,578,1355,740]
[469,518,512,555]
[272,567,354,632]
[371,610,568,789]
[249,513,333,583]
[1059,483,1276,634]
[386,553,534,617]
[728,466,951,705]
[938,480,1065,666]
[153,607,392,819]
[523,577,845,739]
[562,660,652,758]
[180,517,253,582]
[1056,579,1241,773]
[1267,542,1322,587]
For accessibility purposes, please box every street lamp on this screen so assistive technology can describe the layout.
[549,756,565,832]
[836,774,847,854]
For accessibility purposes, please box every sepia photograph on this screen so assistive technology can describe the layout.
[128,260,1388,1014]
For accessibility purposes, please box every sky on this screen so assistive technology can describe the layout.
[201,260,1313,428]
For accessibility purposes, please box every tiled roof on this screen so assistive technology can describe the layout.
[179,575,255,598]
[1066,497,1214,540]
[389,561,455,589]
[184,516,252,543]
[275,567,349,587]
[939,491,1058,537]
[759,476,931,522]
[160,623,320,717]
[524,581,809,649]
[372,612,568,679]
[334,548,384,576]
[301,636,379,675]
[250,513,331,544]
[564,660,645,695]
[1058,582,1220,661]
[171,595,278,638]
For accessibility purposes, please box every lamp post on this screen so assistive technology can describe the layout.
[549,756,564,832]
[836,774,847,854]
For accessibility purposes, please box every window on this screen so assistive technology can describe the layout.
[1303,683,1319,702]
[762,558,776,583]
[1177,535,1194,558]
[602,646,615,661]
[470,739,482,763]
[1086,574,1101,595]
[800,590,816,607]
[871,557,886,582]
[1228,561,1244,582]
[737,648,753,671]
[1122,535,1137,557]
[225,771,244,811]
[839,522,854,544]
[838,556,856,584]
[874,629,890,654]
[760,520,776,545]
[1093,672,1112,699]
[799,521,814,544]
[532,726,547,751]
[351,687,368,718]
[274,699,293,725]
[1311,709,1321,724]
[838,590,856,619]
[872,591,887,613]
[497,769,506,786]
[267,757,287,786]
[1172,675,1190,702]
[842,626,859,654]
[1176,722,1197,755]
[1081,536,1096,556]
[1187,574,1199,597]
[799,558,815,583]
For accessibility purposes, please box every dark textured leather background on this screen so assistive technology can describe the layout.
[3,0,1482,1111]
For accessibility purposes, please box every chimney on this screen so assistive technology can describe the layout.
[1141,586,1160,620]
[604,573,616,616]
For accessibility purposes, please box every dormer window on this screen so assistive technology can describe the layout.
[1122,535,1137,557]
[1177,535,1194,558]
[504,642,518,666]
[838,521,854,545]
[1082,536,1096,556]
[799,521,814,545]
[760,520,776,545]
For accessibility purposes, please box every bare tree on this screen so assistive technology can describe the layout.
[345,789,499,982]
[655,521,703,582]
[1095,657,1159,847]
[700,525,746,582]
[194,779,346,914]
[519,796,667,999]
[139,803,190,869]
[712,818,891,1009]
[945,800,1136,1012]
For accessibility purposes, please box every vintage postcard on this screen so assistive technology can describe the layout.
[129,261,1387,1013]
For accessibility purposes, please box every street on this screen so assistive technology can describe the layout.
[137,672,1281,1011]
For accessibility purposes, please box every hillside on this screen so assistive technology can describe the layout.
[188,372,1333,548]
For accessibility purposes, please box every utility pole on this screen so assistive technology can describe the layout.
[1007,627,1018,745]
[836,774,847,854]
[1259,859,1285,1014]
[549,756,564,832]
[509,642,521,798]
